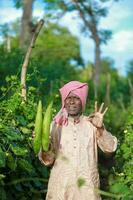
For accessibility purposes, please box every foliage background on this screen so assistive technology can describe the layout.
[0,0,133,199]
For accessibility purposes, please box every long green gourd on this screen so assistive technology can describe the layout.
[42,101,53,152]
[33,100,43,155]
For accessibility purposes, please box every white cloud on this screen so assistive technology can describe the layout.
[59,12,80,36]
[33,9,44,19]
[0,7,44,24]
[100,6,132,30]
[102,30,133,75]
[103,30,133,53]
[0,8,22,24]
[112,30,133,52]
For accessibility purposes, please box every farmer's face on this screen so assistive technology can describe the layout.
[64,92,82,117]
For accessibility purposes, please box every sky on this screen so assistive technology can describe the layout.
[0,0,133,75]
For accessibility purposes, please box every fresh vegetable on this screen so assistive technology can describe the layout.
[42,101,53,152]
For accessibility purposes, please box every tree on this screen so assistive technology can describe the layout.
[13,0,34,49]
[126,60,133,104]
[43,0,114,98]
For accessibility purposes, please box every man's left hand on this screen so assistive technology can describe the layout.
[88,102,108,128]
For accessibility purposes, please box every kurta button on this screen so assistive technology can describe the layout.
[74,146,76,148]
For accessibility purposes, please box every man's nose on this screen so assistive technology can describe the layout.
[70,98,74,104]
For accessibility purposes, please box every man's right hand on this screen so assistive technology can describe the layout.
[38,149,55,167]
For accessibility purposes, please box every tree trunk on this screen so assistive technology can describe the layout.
[94,40,101,99]
[105,73,111,105]
[72,0,101,99]
[128,79,133,105]
[20,0,33,49]
[7,36,11,53]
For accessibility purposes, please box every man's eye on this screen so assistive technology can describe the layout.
[65,97,71,101]
[74,97,80,100]
[66,96,80,101]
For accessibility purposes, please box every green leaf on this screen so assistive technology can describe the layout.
[0,174,5,180]
[13,0,23,8]
[0,187,6,200]
[6,153,17,170]
[20,127,31,134]
[10,145,28,156]
[0,147,6,168]
[4,127,23,141]
[18,159,35,173]
[16,116,27,126]
[110,183,130,195]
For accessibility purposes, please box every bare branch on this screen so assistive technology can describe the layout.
[20,19,44,101]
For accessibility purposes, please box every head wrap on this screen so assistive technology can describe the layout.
[54,81,88,126]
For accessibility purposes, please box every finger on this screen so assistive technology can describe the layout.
[102,107,108,115]
[87,118,92,122]
[94,101,98,112]
[99,102,104,113]
[88,113,95,118]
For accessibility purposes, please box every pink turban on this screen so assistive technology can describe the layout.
[54,81,88,126]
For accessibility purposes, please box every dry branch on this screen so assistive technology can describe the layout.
[21,19,44,101]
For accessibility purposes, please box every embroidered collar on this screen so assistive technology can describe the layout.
[68,114,84,124]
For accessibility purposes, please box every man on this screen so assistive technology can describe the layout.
[38,81,117,200]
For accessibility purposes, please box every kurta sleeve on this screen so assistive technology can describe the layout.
[96,127,117,153]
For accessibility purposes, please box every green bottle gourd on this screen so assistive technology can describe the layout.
[42,101,53,152]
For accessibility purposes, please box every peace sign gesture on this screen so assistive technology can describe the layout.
[88,102,108,128]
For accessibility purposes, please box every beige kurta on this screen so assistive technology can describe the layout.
[45,115,117,200]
